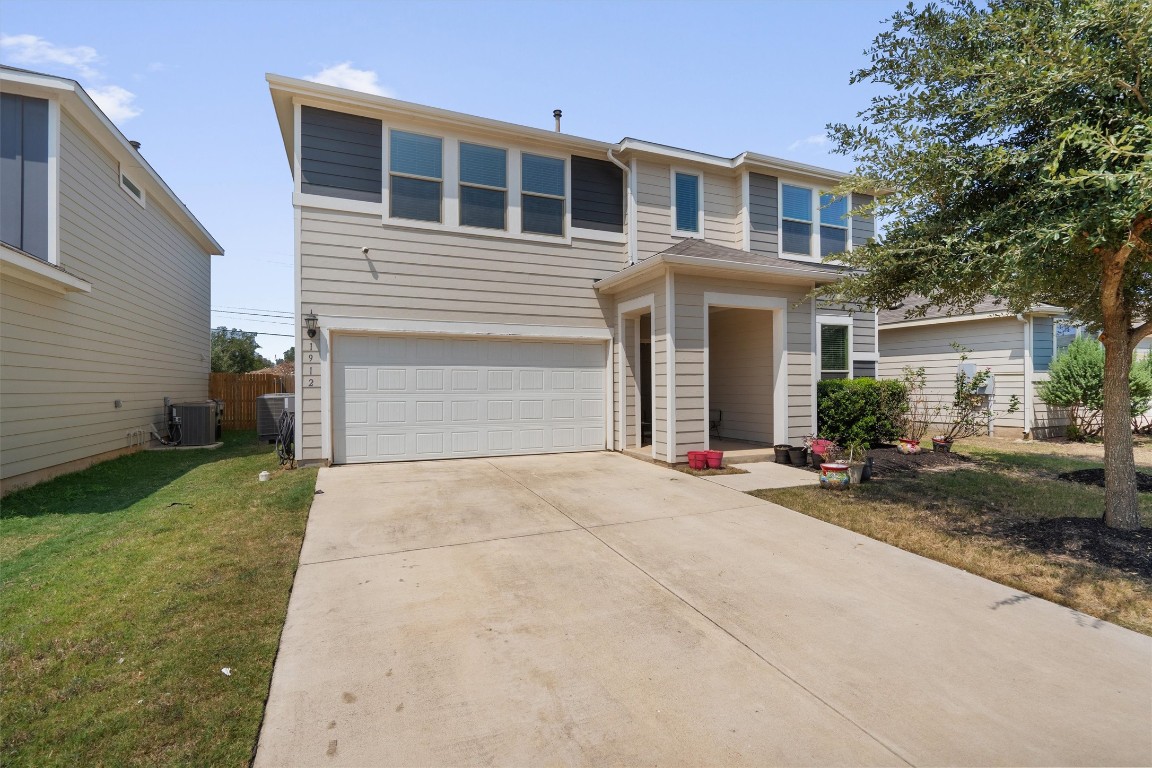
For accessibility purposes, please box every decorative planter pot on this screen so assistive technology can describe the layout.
[706,450,724,469]
[897,438,922,455]
[687,450,708,470]
[847,463,865,484]
[820,463,851,490]
[773,444,793,464]
[861,456,874,482]
[788,447,808,465]
[932,438,953,453]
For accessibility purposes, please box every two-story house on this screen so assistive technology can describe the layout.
[267,74,876,466]
[1,66,223,493]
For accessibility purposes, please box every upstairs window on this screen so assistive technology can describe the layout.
[1,93,50,261]
[390,130,442,222]
[459,142,506,230]
[820,324,850,379]
[521,153,565,236]
[673,171,700,234]
[819,193,848,258]
[781,183,812,256]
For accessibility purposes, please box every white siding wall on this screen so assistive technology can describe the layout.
[1,112,212,483]
[878,317,1027,433]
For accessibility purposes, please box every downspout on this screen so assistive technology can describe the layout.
[606,147,637,265]
[1020,313,1033,439]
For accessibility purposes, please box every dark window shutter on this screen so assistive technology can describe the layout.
[571,156,623,233]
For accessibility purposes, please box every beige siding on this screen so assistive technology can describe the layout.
[673,274,815,459]
[611,276,667,459]
[634,161,741,261]
[878,317,1027,433]
[1,112,212,482]
[708,308,773,443]
[298,207,627,461]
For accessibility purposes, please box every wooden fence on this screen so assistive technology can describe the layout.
[210,373,293,430]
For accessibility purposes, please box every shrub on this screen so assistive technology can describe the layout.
[817,377,907,447]
[1037,337,1152,438]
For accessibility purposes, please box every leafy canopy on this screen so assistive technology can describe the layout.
[210,327,273,374]
[1037,336,1152,435]
[821,0,1152,334]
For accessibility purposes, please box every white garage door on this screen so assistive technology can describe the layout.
[333,335,607,463]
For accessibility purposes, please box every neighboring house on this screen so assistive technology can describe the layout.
[0,67,223,493]
[877,299,1152,438]
[267,74,877,465]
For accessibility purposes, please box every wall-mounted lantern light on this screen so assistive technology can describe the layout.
[304,312,319,339]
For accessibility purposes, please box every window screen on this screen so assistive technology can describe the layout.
[459,142,506,229]
[674,172,699,233]
[820,324,850,379]
[521,153,565,235]
[819,193,849,258]
[390,130,442,222]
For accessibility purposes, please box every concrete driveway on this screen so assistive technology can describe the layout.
[256,452,1152,767]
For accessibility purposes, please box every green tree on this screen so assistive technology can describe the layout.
[211,327,272,373]
[282,346,295,363]
[822,0,1152,529]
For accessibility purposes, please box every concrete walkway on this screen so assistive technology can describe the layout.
[704,459,819,491]
[256,452,1152,767]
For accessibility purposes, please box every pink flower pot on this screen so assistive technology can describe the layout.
[706,450,723,469]
[687,451,708,470]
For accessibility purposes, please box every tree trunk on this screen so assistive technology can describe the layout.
[1101,326,1140,530]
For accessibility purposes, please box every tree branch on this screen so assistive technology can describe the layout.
[1114,215,1152,269]
[1132,318,1152,345]
[1113,79,1148,110]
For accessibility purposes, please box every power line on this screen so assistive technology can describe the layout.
[211,308,293,318]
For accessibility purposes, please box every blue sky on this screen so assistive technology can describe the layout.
[1,0,902,360]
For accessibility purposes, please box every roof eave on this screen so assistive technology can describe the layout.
[0,67,223,256]
[595,254,842,294]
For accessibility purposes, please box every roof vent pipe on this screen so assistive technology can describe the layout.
[129,140,141,150]
[553,109,562,132]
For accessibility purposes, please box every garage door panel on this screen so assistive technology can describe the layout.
[334,336,606,463]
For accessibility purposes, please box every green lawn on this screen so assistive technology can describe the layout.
[1,432,317,767]
[755,441,1152,636]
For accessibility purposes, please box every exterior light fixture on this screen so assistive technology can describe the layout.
[304,312,319,339]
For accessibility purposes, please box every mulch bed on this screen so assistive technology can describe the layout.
[988,516,1152,578]
[1058,467,1152,493]
[785,445,969,479]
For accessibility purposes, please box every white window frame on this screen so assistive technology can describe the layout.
[386,128,444,224]
[778,179,854,263]
[119,163,146,208]
[458,140,508,232]
[670,168,703,237]
[520,150,568,238]
[816,315,853,380]
[818,191,850,259]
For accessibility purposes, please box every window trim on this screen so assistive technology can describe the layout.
[778,179,854,263]
[670,167,703,237]
[458,140,508,231]
[817,315,853,380]
[119,163,146,208]
[519,150,567,238]
[386,128,444,224]
[1,93,60,265]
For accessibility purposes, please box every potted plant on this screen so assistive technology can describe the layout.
[818,445,851,490]
[895,365,938,454]
[807,436,837,467]
[845,439,871,484]
[773,444,793,463]
[932,344,1022,451]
